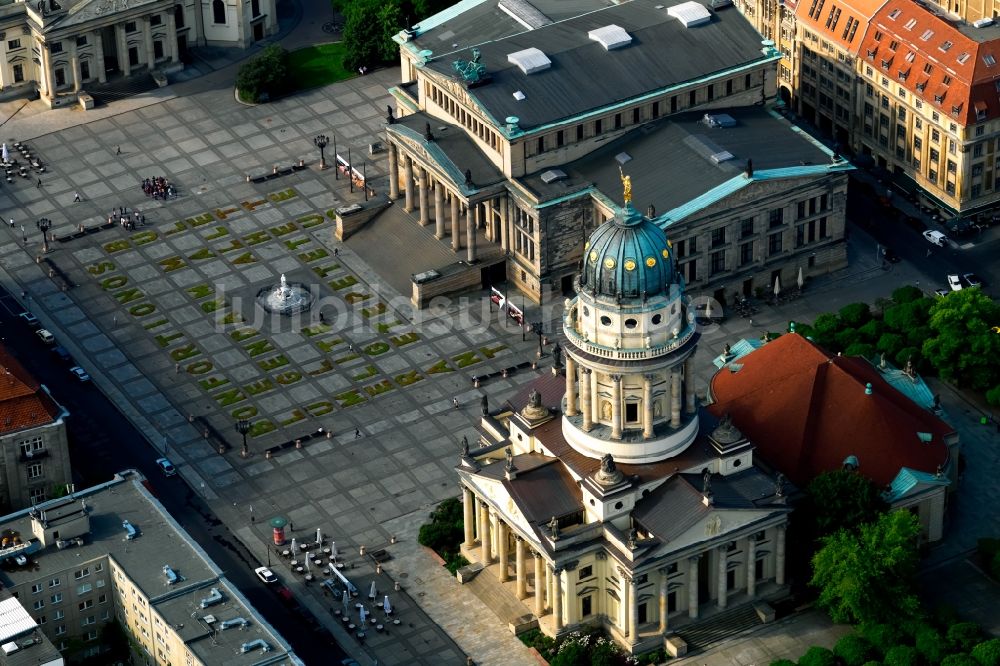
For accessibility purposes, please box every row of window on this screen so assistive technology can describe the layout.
[427,85,503,153]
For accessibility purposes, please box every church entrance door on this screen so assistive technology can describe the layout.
[101,26,119,76]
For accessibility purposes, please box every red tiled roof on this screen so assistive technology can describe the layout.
[708,334,952,487]
[0,346,62,436]
[793,0,886,54]
[859,0,1000,125]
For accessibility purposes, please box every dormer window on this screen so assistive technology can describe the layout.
[888,8,901,19]
[916,81,927,92]
[940,40,953,52]
[934,93,944,103]
[951,104,962,115]
[898,69,909,81]
[867,48,877,58]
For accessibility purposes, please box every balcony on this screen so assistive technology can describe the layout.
[19,448,49,462]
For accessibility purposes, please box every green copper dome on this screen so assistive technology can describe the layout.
[579,203,677,298]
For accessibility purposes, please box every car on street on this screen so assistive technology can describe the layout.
[922,230,949,246]
[19,312,39,328]
[51,346,72,363]
[962,273,984,288]
[255,567,278,584]
[947,274,963,291]
[882,247,901,263]
[155,457,177,477]
[69,366,90,382]
[35,329,55,344]
[934,288,950,298]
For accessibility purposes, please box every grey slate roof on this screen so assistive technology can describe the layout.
[419,0,771,129]
[389,112,506,189]
[523,107,834,209]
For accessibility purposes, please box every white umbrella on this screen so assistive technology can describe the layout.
[342,589,350,613]
[773,275,781,297]
[705,298,713,320]
[369,581,377,600]
[359,606,368,625]
[305,556,311,573]
[1,144,8,163]
[315,528,322,547]
[383,595,392,615]
[330,541,337,562]
[290,537,298,555]
[797,267,804,290]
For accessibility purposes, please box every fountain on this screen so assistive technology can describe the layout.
[256,273,313,315]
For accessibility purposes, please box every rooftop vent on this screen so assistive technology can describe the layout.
[615,152,632,165]
[199,588,223,609]
[240,639,271,654]
[513,90,526,100]
[540,169,567,183]
[973,17,994,27]
[221,617,250,631]
[122,520,138,540]
[498,0,552,30]
[703,113,737,128]
[507,47,551,74]
[163,565,179,585]
[1,643,18,656]
[588,25,632,50]
[203,615,217,625]
[667,1,712,27]
[710,151,735,164]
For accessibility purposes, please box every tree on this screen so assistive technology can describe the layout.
[342,0,403,72]
[988,384,1000,407]
[799,647,837,666]
[884,646,921,666]
[803,470,886,539]
[876,333,906,358]
[923,289,1000,390]
[235,44,289,102]
[839,302,873,328]
[943,656,982,666]
[810,511,921,625]
[972,638,1000,666]
[947,623,983,654]
[835,634,877,666]
[914,624,947,664]
[892,285,924,305]
[883,298,933,333]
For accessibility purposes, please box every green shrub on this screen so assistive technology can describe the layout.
[799,646,836,666]
[235,44,289,102]
[861,625,906,657]
[518,628,556,658]
[915,624,947,664]
[892,285,924,304]
[943,656,981,666]
[876,332,906,357]
[417,497,466,572]
[857,319,886,343]
[845,343,876,358]
[637,649,666,665]
[836,634,877,666]
[839,302,873,328]
[947,623,983,653]
[771,659,797,666]
[862,661,883,666]
[884,646,921,666]
[972,639,1000,666]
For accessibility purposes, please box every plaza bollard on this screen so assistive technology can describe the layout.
[295,439,302,449]
[359,545,366,556]
[246,174,251,182]
[394,581,400,591]
[265,450,272,460]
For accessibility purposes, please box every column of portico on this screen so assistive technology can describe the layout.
[165,10,179,63]
[747,537,757,598]
[403,156,414,212]
[629,576,639,643]
[69,41,81,93]
[688,556,699,619]
[658,568,669,633]
[670,369,682,428]
[618,569,630,637]
[116,24,131,77]
[563,568,577,626]
[545,565,553,612]
[580,369,593,431]
[717,546,728,609]
[466,203,477,262]
[552,566,563,630]
[142,16,155,68]
[417,167,429,226]
[497,521,509,582]
[39,46,53,97]
[434,183,445,239]
[462,486,474,548]
[515,538,527,599]
[387,144,400,200]
[564,356,578,417]
[93,30,106,83]
[533,552,544,617]
[642,375,654,439]
[611,375,623,440]
[684,357,696,414]
[499,195,509,252]
[450,197,461,250]
[480,504,492,564]
[776,525,786,585]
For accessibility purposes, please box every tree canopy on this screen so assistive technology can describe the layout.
[803,469,886,540]
[922,288,1000,392]
[235,44,289,102]
[810,510,922,625]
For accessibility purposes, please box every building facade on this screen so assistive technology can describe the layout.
[0,471,301,665]
[0,347,71,513]
[458,197,790,654]
[0,0,277,107]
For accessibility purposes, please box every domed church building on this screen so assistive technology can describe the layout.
[457,181,792,655]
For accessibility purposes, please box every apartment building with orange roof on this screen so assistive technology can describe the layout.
[0,347,72,512]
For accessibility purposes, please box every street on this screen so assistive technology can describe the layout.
[0,286,343,666]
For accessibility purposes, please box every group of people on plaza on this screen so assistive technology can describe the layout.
[142,176,175,199]
[109,206,144,231]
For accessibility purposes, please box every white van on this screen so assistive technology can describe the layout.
[922,230,948,246]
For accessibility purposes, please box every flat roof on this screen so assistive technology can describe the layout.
[0,473,298,666]
[521,107,835,210]
[416,0,771,130]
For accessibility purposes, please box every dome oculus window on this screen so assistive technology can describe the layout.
[604,258,616,270]
[623,259,637,271]
[600,316,612,326]
[661,249,670,258]
[645,257,657,268]
[652,314,662,325]
[624,318,638,328]
[589,251,598,263]
[582,306,590,316]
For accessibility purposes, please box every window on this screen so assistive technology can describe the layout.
[49,578,60,588]
[796,224,806,247]
[740,242,753,266]
[7,39,21,50]
[768,208,784,228]
[50,41,63,54]
[556,130,564,147]
[77,583,92,595]
[797,201,806,219]
[710,250,725,274]
[74,568,90,580]
[125,21,136,32]
[54,610,64,620]
[175,4,186,28]
[27,463,42,479]
[740,218,754,238]
[81,615,96,627]
[582,595,592,617]
[31,584,42,595]
[820,217,829,238]
[947,159,957,173]
[12,64,23,83]
[768,233,783,255]
[29,487,46,504]
[79,599,94,611]
[51,593,63,604]
[33,600,44,611]
[150,14,162,25]
[914,136,922,151]
[212,0,225,24]
[55,625,66,636]
[614,113,622,129]
[80,61,90,80]
[977,125,985,137]
[153,40,163,60]
[689,89,696,106]
[578,566,593,580]
[76,35,88,47]
[711,227,726,248]
[576,124,583,141]
[594,118,602,134]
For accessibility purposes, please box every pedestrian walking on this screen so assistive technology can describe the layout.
[334,247,340,257]
[36,178,41,188]
[73,192,81,202]
[453,397,459,409]
[116,145,121,156]
[8,218,12,229]
[354,428,361,439]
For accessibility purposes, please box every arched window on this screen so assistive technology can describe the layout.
[213,0,226,24]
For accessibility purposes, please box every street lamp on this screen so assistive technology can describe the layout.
[36,218,51,253]
[532,322,544,358]
[313,135,329,170]
[235,419,251,458]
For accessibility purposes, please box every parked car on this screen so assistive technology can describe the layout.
[155,457,177,477]
[934,288,950,298]
[255,567,278,584]
[709,0,733,8]
[882,247,901,263]
[962,273,984,288]
[69,366,90,382]
[19,312,39,328]
[947,274,963,291]
[36,329,55,345]
[922,230,949,246]
[51,346,72,363]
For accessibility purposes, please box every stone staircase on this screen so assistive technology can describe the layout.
[674,604,763,652]
[463,566,532,627]
[88,73,158,105]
